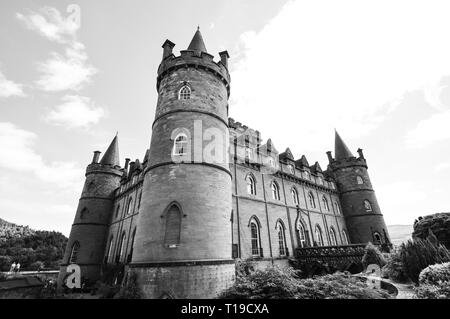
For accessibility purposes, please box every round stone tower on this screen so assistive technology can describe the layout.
[130,28,235,298]
[58,136,122,288]
[327,131,391,246]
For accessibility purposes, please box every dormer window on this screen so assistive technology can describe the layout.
[287,164,295,174]
[178,85,191,100]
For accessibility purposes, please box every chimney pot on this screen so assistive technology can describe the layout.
[92,151,101,163]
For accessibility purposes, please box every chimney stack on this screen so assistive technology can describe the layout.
[92,151,101,164]
[219,51,230,68]
[162,39,175,60]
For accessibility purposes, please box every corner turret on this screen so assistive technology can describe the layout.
[327,131,391,248]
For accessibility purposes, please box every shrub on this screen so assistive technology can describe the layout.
[235,259,256,277]
[0,272,7,281]
[415,281,450,299]
[419,262,450,285]
[29,261,45,271]
[114,272,142,299]
[295,272,391,299]
[382,248,410,283]
[219,266,301,299]
[362,242,387,269]
[413,213,450,249]
[0,255,12,272]
[219,266,391,299]
[400,237,450,283]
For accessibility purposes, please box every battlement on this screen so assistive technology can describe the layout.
[157,49,230,96]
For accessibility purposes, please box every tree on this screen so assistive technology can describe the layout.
[362,242,387,269]
[413,213,450,249]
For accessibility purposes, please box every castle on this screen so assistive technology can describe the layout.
[58,28,391,298]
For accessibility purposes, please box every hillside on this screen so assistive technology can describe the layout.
[0,218,67,271]
[387,224,413,246]
[0,218,35,241]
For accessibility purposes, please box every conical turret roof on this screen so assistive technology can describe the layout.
[100,134,120,166]
[187,27,207,53]
[335,130,354,161]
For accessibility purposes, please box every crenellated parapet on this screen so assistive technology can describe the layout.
[157,44,230,97]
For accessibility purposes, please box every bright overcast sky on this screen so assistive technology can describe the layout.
[1,0,449,235]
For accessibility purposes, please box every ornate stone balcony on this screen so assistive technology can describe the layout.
[294,244,367,264]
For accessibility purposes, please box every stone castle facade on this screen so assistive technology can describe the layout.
[58,29,391,298]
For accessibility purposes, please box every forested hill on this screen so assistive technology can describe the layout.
[0,218,68,271]
[0,218,35,240]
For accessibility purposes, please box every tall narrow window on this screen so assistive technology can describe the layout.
[356,175,364,184]
[179,85,191,100]
[246,175,256,195]
[342,230,349,245]
[315,225,324,247]
[117,232,126,262]
[297,221,307,248]
[164,204,182,247]
[105,236,113,263]
[334,202,340,215]
[115,205,120,219]
[126,197,133,215]
[322,196,330,211]
[173,133,188,156]
[291,188,299,205]
[329,227,337,246]
[364,200,372,212]
[271,182,280,200]
[308,192,316,208]
[69,241,80,264]
[128,228,137,262]
[137,191,142,210]
[277,222,287,256]
[245,147,253,161]
[250,221,260,256]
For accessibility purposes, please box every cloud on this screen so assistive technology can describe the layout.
[45,95,106,128]
[16,7,79,43]
[17,7,97,92]
[435,162,450,172]
[0,122,83,188]
[35,45,97,92]
[0,70,25,98]
[230,0,450,154]
[405,109,450,148]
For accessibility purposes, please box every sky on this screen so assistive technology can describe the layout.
[0,0,449,236]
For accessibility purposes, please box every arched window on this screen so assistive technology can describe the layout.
[246,175,256,195]
[277,222,287,256]
[117,232,126,262]
[373,232,382,244]
[250,220,261,256]
[356,175,364,184]
[315,225,324,247]
[79,207,88,219]
[178,85,191,100]
[126,197,133,215]
[69,241,80,264]
[128,228,137,262]
[334,202,340,215]
[364,200,372,212]
[115,205,120,219]
[137,191,142,210]
[297,220,307,248]
[105,236,113,263]
[164,204,182,247]
[329,227,338,246]
[308,192,316,208]
[271,181,280,200]
[342,229,349,245]
[322,196,330,211]
[173,133,188,156]
[291,188,299,205]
